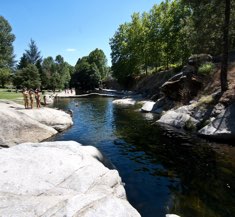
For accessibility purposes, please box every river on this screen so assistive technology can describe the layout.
[49,97,235,217]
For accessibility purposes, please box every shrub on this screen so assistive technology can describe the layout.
[184,119,196,131]
[198,62,215,75]
[197,95,214,107]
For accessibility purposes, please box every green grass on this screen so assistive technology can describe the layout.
[0,89,23,100]
[192,95,214,109]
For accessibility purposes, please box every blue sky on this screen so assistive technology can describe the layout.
[1,0,161,66]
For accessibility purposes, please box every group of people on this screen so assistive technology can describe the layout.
[64,88,74,94]
[22,88,41,109]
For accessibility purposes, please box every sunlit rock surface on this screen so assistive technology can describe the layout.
[20,106,73,131]
[113,98,136,107]
[0,141,140,217]
[166,214,181,217]
[0,100,72,147]
[141,101,156,112]
[198,102,235,140]
[157,109,198,129]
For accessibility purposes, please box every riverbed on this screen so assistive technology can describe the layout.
[49,97,235,217]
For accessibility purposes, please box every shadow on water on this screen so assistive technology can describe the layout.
[49,97,235,217]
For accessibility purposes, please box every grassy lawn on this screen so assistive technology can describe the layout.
[0,88,23,101]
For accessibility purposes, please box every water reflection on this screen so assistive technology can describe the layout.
[50,98,235,217]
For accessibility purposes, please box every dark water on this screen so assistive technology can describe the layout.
[50,97,235,217]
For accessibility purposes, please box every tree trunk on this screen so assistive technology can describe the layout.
[220,0,231,92]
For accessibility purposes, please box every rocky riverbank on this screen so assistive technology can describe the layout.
[112,54,235,143]
[0,100,141,216]
[0,141,140,217]
[0,100,73,147]
[113,92,235,142]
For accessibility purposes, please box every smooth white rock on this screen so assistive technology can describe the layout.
[113,98,136,107]
[157,110,198,128]
[166,215,181,217]
[198,103,235,140]
[20,107,73,131]
[141,101,156,112]
[0,141,140,217]
[0,100,73,147]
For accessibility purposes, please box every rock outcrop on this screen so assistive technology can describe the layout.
[198,103,235,140]
[134,69,175,100]
[157,108,198,129]
[160,70,202,102]
[0,100,73,147]
[141,101,156,112]
[141,97,175,114]
[0,141,140,217]
[188,53,212,67]
[19,106,72,131]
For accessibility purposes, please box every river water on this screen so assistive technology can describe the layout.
[50,97,235,217]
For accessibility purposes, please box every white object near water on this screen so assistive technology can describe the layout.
[166,214,181,217]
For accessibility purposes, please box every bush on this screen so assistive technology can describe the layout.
[198,62,215,75]
[194,95,214,109]
[184,119,197,131]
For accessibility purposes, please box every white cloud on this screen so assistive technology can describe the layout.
[66,48,77,52]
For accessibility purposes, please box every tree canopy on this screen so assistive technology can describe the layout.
[110,0,235,88]
[72,60,101,91]
[88,48,109,80]
[0,16,15,87]
[71,48,109,91]
[24,39,42,66]
[13,64,41,89]
[41,55,72,91]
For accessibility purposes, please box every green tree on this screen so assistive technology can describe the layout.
[13,64,41,89]
[88,48,108,80]
[110,0,235,89]
[75,56,89,71]
[41,55,72,90]
[71,49,108,90]
[17,54,29,69]
[148,4,163,68]
[55,55,71,89]
[110,22,136,86]
[72,57,101,90]
[147,0,191,68]
[41,56,54,89]
[24,39,42,65]
[181,0,235,55]
[0,16,15,87]
[0,16,15,69]
[110,0,191,85]
[128,12,148,74]
[16,39,43,89]
[0,67,11,87]
[181,0,234,90]
[50,71,61,92]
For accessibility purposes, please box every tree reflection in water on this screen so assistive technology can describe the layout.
[114,107,235,217]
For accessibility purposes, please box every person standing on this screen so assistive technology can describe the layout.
[29,89,34,109]
[22,88,29,109]
[35,88,41,108]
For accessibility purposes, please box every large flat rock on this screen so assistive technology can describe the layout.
[157,110,198,129]
[19,106,73,131]
[0,100,73,147]
[0,141,140,217]
[198,102,235,140]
